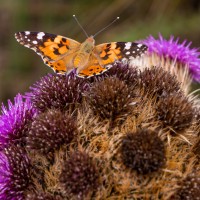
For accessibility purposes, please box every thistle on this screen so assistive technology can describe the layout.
[59,151,100,199]
[0,94,35,149]
[140,66,181,99]
[97,63,140,89]
[141,34,200,93]
[121,129,166,174]
[25,73,87,113]
[26,109,78,155]
[169,172,200,200]
[85,76,136,122]
[0,34,200,199]
[0,146,31,200]
[156,94,194,132]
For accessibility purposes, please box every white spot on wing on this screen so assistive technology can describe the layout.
[33,40,38,44]
[37,32,45,40]
[125,51,130,55]
[124,42,131,50]
[25,31,30,35]
[137,44,143,48]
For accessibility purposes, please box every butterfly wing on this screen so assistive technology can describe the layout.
[77,42,148,78]
[95,42,148,66]
[15,31,81,73]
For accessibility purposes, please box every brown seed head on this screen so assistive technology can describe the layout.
[121,129,166,174]
[156,94,194,132]
[59,151,100,198]
[26,109,77,155]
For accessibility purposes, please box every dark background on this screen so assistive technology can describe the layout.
[0,0,200,103]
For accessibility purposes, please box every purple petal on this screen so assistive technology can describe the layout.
[0,94,36,149]
[0,146,31,199]
[142,34,200,82]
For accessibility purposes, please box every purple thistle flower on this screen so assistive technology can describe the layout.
[0,146,31,200]
[0,94,36,149]
[143,34,200,81]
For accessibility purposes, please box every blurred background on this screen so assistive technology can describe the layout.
[0,0,200,104]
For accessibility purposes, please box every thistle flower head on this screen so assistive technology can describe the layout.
[26,109,78,155]
[140,66,181,98]
[143,34,200,81]
[0,145,31,199]
[85,76,136,121]
[26,73,88,113]
[59,151,99,199]
[169,172,200,200]
[95,63,140,88]
[0,94,35,149]
[120,129,166,174]
[156,94,194,132]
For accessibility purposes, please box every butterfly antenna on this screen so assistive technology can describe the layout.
[73,15,89,38]
[93,17,120,38]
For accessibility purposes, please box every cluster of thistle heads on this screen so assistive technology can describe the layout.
[0,34,200,200]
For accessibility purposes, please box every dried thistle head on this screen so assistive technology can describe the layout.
[59,151,100,199]
[120,129,166,174]
[140,66,181,98]
[26,109,78,155]
[102,63,140,88]
[85,76,136,122]
[26,73,87,113]
[156,94,194,132]
[168,172,200,200]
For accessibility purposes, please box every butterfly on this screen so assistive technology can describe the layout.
[15,18,148,78]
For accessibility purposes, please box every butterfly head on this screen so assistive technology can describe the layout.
[81,36,95,53]
[86,36,95,44]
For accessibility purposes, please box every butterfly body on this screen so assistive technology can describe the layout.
[73,36,95,71]
[15,31,148,78]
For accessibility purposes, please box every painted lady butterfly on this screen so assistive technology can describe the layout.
[15,17,147,78]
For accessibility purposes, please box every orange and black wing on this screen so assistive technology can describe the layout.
[77,42,148,78]
[77,53,111,78]
[15,31,80,74]
[95,42,148,66]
